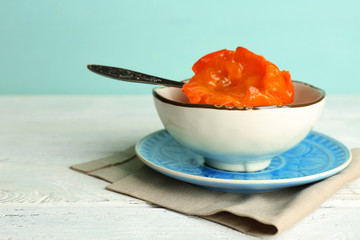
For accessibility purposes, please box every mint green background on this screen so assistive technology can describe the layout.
[1,0,359,94]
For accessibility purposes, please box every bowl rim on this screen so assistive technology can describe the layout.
[153,80,326,111]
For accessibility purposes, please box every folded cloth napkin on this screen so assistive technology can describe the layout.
[71,147,360,236]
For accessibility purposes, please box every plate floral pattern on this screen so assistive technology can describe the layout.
[136,130,351,193]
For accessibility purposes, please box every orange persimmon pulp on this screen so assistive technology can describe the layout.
[182,47,294,107]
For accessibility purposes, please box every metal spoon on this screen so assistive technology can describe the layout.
[87,64,185,88]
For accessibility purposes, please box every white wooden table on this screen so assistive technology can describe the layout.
[1,95,360,240]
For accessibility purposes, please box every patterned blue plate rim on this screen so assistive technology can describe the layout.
[135,130,352,185]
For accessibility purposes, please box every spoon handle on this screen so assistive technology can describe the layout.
[87,64,184,88]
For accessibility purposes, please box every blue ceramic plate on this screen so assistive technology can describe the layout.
[135,130,352,193]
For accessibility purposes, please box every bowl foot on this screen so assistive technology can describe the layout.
[205,158,271,172]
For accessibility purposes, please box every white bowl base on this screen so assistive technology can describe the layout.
[205,158,272,172]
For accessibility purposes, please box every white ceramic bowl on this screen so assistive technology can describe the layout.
[153,81,326,172]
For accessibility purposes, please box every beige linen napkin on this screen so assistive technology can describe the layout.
[71,147,360,236]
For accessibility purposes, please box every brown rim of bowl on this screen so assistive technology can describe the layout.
[152,81,326,111]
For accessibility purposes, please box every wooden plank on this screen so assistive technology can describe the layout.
[1,205,360,239]
[0,95,359,239]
